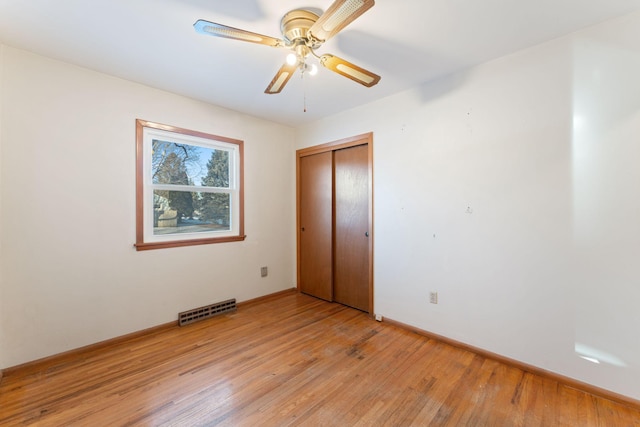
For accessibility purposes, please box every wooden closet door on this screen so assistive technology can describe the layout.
[333,144,370,312]
[298,151,333,301]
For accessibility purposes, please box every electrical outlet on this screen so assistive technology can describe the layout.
[260,266,268,277]
[429,292,438,304]
[375,314,382,322]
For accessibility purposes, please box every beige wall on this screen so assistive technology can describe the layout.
[0,46,296,368]
[296,11,640,400]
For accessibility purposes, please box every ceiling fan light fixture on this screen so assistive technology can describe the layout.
[286,53,298,66]
[299,62,319,76]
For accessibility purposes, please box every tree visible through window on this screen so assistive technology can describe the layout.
[199,150,230,228]
[136,120,244,250]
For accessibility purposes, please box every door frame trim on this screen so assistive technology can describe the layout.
[296,132,374,315]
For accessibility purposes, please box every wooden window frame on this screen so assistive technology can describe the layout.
[135,119,245,251]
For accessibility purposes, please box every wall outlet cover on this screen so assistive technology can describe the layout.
[429,292,438,304]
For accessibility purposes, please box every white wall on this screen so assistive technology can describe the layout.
[0,46,296,368]
[296,11,640,400]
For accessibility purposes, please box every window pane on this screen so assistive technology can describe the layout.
[198,192,231,227]
[152,140,229,189]
[153,190,230,235]
[200,149,229,188]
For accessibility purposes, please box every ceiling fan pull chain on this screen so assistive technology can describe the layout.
[302,69,307,113]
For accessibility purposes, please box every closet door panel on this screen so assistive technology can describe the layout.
[299,151,333,301]
[334,144,369,312]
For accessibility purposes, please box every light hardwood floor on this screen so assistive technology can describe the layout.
[1,291,639,426]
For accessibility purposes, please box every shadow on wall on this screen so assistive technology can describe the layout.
[337,29,470,102]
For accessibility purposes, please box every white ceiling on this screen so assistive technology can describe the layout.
[1,0,639,127]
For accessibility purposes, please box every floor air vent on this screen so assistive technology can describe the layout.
[179,299,237,326]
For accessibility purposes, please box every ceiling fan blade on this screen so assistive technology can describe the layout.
[309,0,375,42]
[320,54,380,87]
[265,62,298,94]
[194,19,284,47]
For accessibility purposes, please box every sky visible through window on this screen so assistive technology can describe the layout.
[186,145,215,187]
[152,140,227,188]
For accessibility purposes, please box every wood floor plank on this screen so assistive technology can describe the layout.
[1,292,639,426]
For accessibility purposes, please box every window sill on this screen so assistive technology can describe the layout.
[134,235,246,251]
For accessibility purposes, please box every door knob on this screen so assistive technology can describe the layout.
[365,231,369,237]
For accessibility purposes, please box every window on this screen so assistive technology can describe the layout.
[135,119,244,250]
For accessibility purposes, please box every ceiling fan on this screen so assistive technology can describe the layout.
[194,0,381,94]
